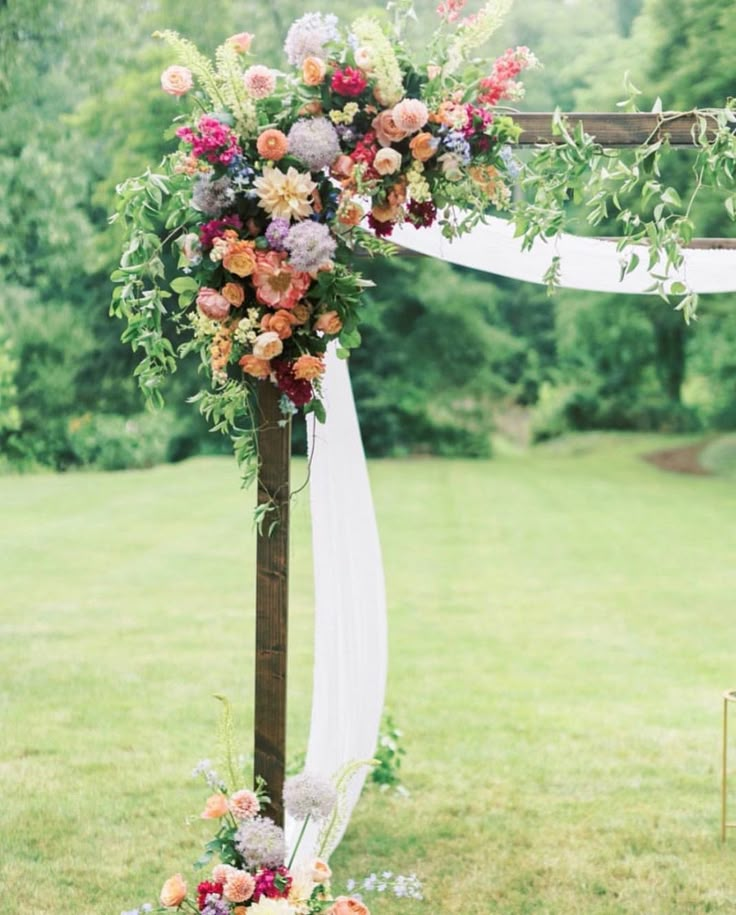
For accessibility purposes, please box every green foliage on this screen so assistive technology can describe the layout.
[66,410,180,471]
[370,713,407,790]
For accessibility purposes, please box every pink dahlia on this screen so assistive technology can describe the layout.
[229,789,260,821]
[244,64,276,99]
[252,251,311,310]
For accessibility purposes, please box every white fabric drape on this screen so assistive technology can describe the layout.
[286,345,387,865]
[391,215,736,294]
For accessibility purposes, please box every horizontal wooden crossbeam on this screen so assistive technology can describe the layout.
[513,111,716,148]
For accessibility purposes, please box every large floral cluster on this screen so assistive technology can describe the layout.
[113,0,538,465]
[122,760,420,915]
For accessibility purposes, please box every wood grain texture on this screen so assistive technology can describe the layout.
[513,111,719,147]
[254,380,291,827]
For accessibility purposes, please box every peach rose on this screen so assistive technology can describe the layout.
[372,109,409,147]
[290,302,312,325]
[161,66,193,97]
[387,179,407,208]
[227,32,253,53]
[373,147,402,176]
[314,311,342,335]
[257,128,289,161]
[239,355,272,378]
[392,98,429,133]
[223,242,257,278]
[302,56,327,86]
[201,794,229,819]
[338,200,364,227]
[197,287,230,320]
[312,858,333,883]
[409,131,438,162]
[262,309,296,340]
[223,870,256,903]
[160,874,187,908]
[293,354,325,381]
[328,897,370,915]
[354,47,373,72]
[370,203,399,223]
[331,155,355,180]
[299,100,323,117]
[221,283,245,306]
[252,331,283,360]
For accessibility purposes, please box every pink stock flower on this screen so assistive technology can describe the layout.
[436,0,466,21]
[252,251,311,309]
[477,47,538,107]
[176,116,242,165]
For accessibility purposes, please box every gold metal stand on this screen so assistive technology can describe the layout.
[722,690,736,841]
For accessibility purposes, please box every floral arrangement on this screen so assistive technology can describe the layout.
[121,747,422,915]
[111,0,537,480]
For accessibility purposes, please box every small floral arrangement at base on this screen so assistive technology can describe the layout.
[111,0,538,485]
[120,745,421,915]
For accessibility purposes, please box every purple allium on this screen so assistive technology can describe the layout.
[265,218,291,252]
[283,771,337,821]
[287,118,341,172]
[284,221,337,272]
[202,898,230,915]
[192,175,235,216]
[235,816,286,869]
[284,12,339,66]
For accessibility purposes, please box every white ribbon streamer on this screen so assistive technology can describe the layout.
[286,345,387,865]
[391,215,736,294]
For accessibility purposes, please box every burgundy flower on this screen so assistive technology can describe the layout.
[367,212,395,237]
[407,199,437,229]
[272,360,314,407]
[331,66,368,97]
[199,215,243,251]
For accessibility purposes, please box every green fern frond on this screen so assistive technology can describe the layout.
[316,759,378,860]
[155,30,225,109]
[214,694,240,791]
[215,43,257,133]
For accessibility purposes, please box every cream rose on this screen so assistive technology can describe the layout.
[160,66,193,96]
[252,331,283,360]
[302,56,327,86]
[373,147,402,176]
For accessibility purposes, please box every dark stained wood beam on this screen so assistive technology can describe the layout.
[513,111,721,148]
[254,380,291,827]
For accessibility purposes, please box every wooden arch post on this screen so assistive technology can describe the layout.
[250,108,735,828]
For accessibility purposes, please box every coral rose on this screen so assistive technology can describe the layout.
[257,129,289,161]
[229,788,261,820]
[221,282,245,306]
[338,200,364,227]
[293,354,325,381]
[262,309,296,340]
[161,66,193,96]
[197,287,230,320]
[328,897,370,915]
[223,869,256,903]
[201,793,229,819]
[373,147,402,176]
[371,109,408,147]
[392,98,429,133]
[227,32,253,53]
[312,858,332,883]
[253,331,284,360]
[409,131,438,162]
[160,874,187,908]
[223,241,257,277]
[302,56,327,86]
[290,302,311,325]
[314,311,342,335]
[239,355,272,378]
[331,155,355,180]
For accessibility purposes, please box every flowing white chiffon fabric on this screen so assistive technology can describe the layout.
[391,215,736,294]
[285,345,387,865]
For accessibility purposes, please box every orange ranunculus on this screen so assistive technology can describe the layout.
[201,794,229,819]
[313,311,342,335]
[409,131,438,162]
[327,897,370,915]
[293,354,325,381]
[223,241,257,278]
[338,200,364,227]
[160,874,187,908]
[256,128,289,161]
[302,55,327,86]
[371,109,408,147]
[221,282,245,306]
[262,309,296,340]
[239,355,272,378]
[290,302,311,325]
[370,203,399,223]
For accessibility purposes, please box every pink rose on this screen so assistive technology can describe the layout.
[371,110,409,147]
[253,331,283,360]
[373,147,402,175]
[227,32,254,53]
[196,287,231,320]
[392,98,429,133]
[161,66,193,97]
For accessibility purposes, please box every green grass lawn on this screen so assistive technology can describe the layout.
[2,434,736,915]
